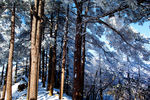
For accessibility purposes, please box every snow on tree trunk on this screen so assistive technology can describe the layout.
[6,3,15,100]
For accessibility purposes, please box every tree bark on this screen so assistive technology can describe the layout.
[49,6,59,96]
[42,48,45,87]
[65,47,69,95]
[1,65,8,100]
[29,0,43,99]
[47,13,54,91]
[80,2,89,99]
[100,89,103,100]
[14,63,17,83]
[27,4,33,99]
[26,58,28,77]
[27,53,31,100]
[56,36,63,89]
[6,3,15,100]
[73,2,83,100]
[0,64,5,86]
[45,50,47,83]
[59,5,69,100]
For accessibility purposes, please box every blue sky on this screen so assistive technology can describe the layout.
[131,21,150,38]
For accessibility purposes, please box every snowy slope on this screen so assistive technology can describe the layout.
[12,79,72,100]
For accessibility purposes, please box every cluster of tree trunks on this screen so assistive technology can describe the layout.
[0,1,87,100]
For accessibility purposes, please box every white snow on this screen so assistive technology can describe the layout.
[11,79,72,100]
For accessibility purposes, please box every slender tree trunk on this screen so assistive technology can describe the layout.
[41,0,45,87]
[59,5,69,100]
[0,64,5,86]
[42,48,45,87]
[56,36,63,89]
[45,50,47,83]
[47,13,54,91]
[26,58,28,77]
[73,2,83,100]
[36,0,44,94]
[80,3,89,98]
[1,65,8,100]
[100,89,103,100]
[14,63,17,83]
[27,4,33,99]
[6,3,15,100]
[65,47,69,95]
[49,7,59,96]
[27,53,31,100]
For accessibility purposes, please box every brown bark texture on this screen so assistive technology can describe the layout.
[47,13,54,91]
[73,2,83,100]
[1,65,8,100]
[6,3,15,100]
[49,10,59,96]
[29,0,43,99]
[59,5,69,100]
[0,64,5,86]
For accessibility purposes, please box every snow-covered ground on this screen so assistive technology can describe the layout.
[11,79,72,100]
[0,65,72,100]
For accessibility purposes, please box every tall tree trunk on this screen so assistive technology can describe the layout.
[6,3,15,100]
[26,58,28,77]
[14,63,17,83]
[36,0,44,93]
[47,13,54,91]
[27,53,31,100]
[59,5,69,99]
[27,4,33,99]
[73,2,83,100]
[65,47,69,95]
[42,48,45,87]
[41,0,45,87]
[0,64,5,86]
[45,50,47,83]
[29,0,43,99]
[49,6,59,96]
[56,36,63,89]
[1,65,8,100]
[80,2,89,99]
[100,89,103,100]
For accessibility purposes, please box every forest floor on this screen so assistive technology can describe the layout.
[11,76,72,100]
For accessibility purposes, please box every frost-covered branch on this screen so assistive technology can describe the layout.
[96,19,135,49]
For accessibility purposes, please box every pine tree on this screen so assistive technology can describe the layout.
[59,4,69,100]
[1,64,8,100]
[29,0,44,99]
[14,63,17,83]
[47,13,54,91]
[49,5,60,96]
[42,48,45,87]
[0,64,5,86]
[6,3,15,100]
[73,1,83,100]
